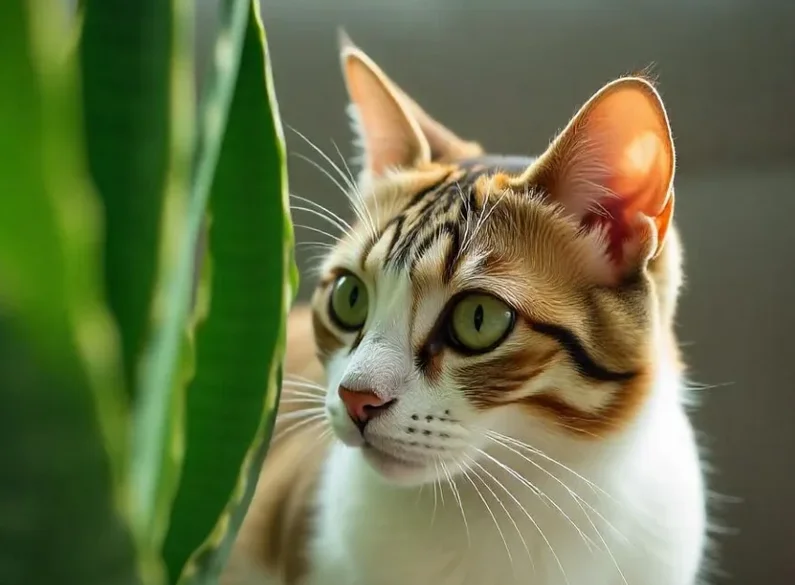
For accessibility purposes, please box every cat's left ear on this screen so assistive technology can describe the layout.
[339,32,482,178]
[529,77,675,285]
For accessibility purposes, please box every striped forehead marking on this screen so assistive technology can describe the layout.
[365,155,535,283]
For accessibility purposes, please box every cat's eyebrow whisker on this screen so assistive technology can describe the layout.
[470,451,570,585]
[476,443,598,552]
[291,148,375,239]
[291,204,351,238]
[453,183,472,265]
[460,180,489,255]
[465,186,511,256]
[296,241,336,251]
[307,260,329,276]
[331,139,380,236]
[290,193,355,233]
[287,125,357,194]
[440,460,470,547]
[294,223,344,244]
[291,152,351,203]
[288,128,377,241]
[459,454,527,575]
[290,197,364,247]
[461,176,504,257]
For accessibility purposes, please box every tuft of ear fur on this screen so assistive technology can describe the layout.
[529,76,675,285]
[338,31,482,179]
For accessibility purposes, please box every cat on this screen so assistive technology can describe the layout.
[223,33,708,585]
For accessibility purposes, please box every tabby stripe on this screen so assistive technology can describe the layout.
[392,182,463,268]
[408,220,459,275]
[359,232,378,269]
[530,322,636,382]
[384,214,406,264]
[443,189,478,283]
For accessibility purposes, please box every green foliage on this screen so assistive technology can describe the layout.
[163,3,293,583]
[80,0,172,395]
[0,0,294,584]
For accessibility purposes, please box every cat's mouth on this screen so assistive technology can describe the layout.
[361,441,427,481]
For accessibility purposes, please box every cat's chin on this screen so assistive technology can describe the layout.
[360,443,430,485]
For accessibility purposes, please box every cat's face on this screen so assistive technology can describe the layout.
[311,36,682,486]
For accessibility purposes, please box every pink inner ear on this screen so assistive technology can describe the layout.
[551,81,675,270]
[342,50,431,177]
[582,131,670,265]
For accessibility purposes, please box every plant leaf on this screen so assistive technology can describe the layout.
[126,0,195,574]
[79,0,172,395]
[0,1,137,583]
[162,1,295,582]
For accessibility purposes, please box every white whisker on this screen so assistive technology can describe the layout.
[486,433,629,583]
[477,443,598,551]
[487,430,613,500]
[471,450,570,585]
[463,454,535,573]
[296,241,336,252]
[295,223,344,244]
[431,461,440,527]
[283,373,324,384]
[281,387,325,399]
[331,139,379,237]
[277,407,325,423]
[441,460,470,547]
[291,193,355,233]
[272,413,327,444]
[288,127,377,240]
[458,458,518,574]
[288,125,357,193]
[282,378,327,392]
[279,398,326,406]
[291,203,363,247]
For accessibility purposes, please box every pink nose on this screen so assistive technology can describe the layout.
[338,386,395,432]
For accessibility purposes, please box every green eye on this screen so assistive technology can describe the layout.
[449,293,515,353]
[328,273,369,331]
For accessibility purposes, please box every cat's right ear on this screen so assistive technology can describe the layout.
[338,32,482,178]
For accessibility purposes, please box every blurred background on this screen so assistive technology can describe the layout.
[198,2,794,583]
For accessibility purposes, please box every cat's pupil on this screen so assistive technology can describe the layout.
[474,304,484,332]
[348,285,359,308]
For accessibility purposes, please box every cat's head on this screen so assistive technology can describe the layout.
[312,35,683,485]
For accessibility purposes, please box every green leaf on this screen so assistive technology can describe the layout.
[162,1,295,582]
[79,0,172,394]
[0,2,137,584]
[125,0,195,574]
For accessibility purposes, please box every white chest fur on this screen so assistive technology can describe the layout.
[305,381,706,585]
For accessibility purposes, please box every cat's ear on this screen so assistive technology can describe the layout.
[531,77,675,284]
[339,32,482,178]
